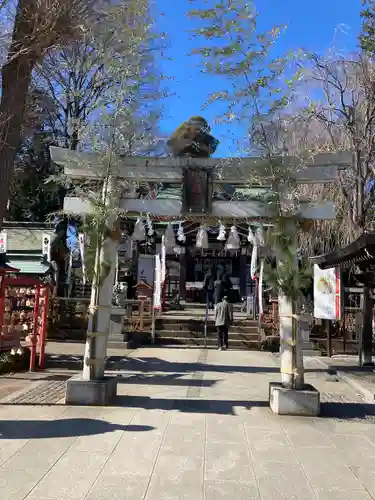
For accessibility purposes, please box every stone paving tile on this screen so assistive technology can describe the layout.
[0,440,30,467]
[204,480,260,499]
[351,467,375,498]
[24,451,110,500]
[302,462,365,491]
[1,438,73,470]
[0,468,46,500]
[144,472,203,500]
[314,489,373,500]
[257,476,316,499]
[4,348,375,500]
[293,445,346,467]
[205,441,255,482]
[85,474,150,500]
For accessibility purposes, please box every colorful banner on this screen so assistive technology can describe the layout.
[313,265,341,320]
[0,232,6,254]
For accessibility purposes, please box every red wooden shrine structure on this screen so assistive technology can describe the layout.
[0,271,51,371]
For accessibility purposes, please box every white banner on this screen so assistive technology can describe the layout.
[258,259,264,317]
[161,235,166,284]
[313,265,341,320]
[250,244,258,279]
[78,233,86,285]
[42,234,51,261]
[153,254,162,310]
[0,232,6,254]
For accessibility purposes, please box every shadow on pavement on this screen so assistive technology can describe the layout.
[0,419,154,439]
[116,395,269,415]
[115,373,218,387]
[321,402,375,420]
[109,356,328,375]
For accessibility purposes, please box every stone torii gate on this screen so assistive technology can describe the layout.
[50,146,351,412]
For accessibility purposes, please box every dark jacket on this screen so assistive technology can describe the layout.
[213,279,223,304]
[215,299,233,327]
[203,273,214,291]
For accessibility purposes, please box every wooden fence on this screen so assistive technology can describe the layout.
[262,288,371,355]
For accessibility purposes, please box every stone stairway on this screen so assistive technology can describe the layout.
[152,305,261,350]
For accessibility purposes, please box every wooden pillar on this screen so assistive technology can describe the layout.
[239,252,247,297]
[179,249,186,301]
[362,282,373,365]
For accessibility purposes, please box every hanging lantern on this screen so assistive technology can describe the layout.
[225,225,240,250]
[196,225,209,249]
[132,217,146,241]
[164,223,176,250]
[146,216,154,236]
[217,222,226,241]
[177,222,186,243]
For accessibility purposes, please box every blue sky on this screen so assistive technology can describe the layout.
[156,0,363,157]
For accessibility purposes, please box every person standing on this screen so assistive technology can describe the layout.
[214,296,233,350]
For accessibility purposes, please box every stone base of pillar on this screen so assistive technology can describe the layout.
[269,382,320,416]
[65,375,117,406]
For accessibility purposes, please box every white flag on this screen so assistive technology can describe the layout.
[258,260,264,317]
[78,233,86,285]
[153,254,162,310]
[161,236,166,284]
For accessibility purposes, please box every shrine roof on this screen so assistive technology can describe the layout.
[310,232,375,269]
[2,223,55,253]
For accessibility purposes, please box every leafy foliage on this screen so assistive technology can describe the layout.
[188,0,290,130]
[360,0,375,55]
[189,0,311,306]
[8,133,62,221]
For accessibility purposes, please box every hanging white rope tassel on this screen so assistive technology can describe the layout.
[225,225,240,250]
[255,225,265,246]
[196,225,209,249]
[146,216,154,237]
[177,222,186,243]
[247,225,256,245]
[217,221,226,241]
[132,217,146,241]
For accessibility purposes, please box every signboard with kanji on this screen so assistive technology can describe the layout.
[182,167,212,214]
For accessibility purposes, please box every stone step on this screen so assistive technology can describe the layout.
[155,337,260,349]
[154,330,260,341]
[152,322,259,334]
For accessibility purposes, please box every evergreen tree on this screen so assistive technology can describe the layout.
[360,0,375,55]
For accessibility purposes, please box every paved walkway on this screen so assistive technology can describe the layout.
[1,348,375,499]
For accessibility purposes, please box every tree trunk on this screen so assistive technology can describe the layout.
[362,283,373,365]
[0,56,34,229]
